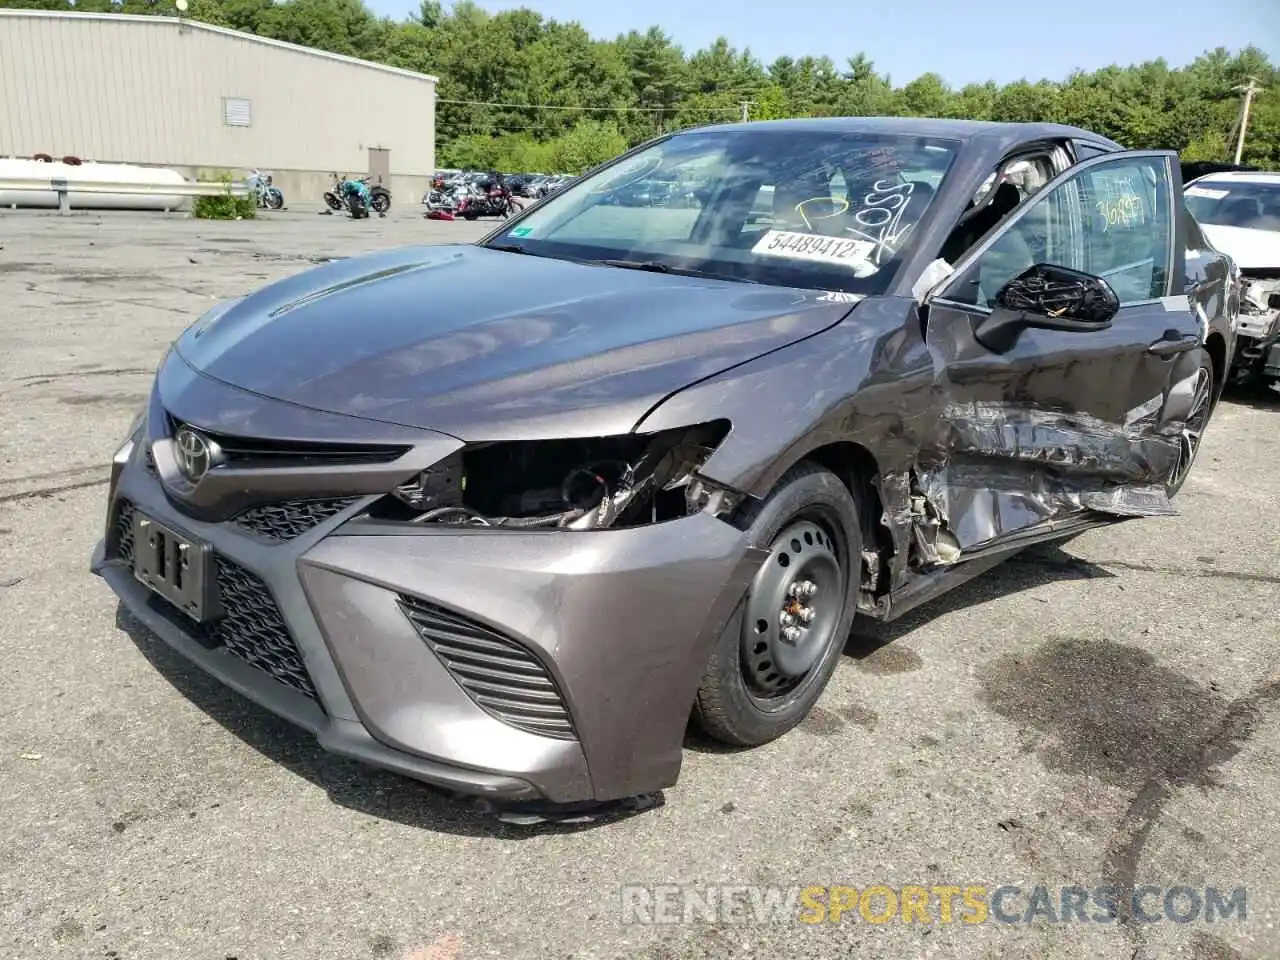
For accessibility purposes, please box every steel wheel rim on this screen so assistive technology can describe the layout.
[1171,366,1213,488]
[741,517,844,704]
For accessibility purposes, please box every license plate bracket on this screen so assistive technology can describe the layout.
[131,512,218,622]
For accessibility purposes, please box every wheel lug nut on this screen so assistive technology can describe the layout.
[780,626,802,645]
[799,606,816,624]
[779,611,796,628]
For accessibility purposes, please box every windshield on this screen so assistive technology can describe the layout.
[1186,180,1280,231]
[486,129,961,294]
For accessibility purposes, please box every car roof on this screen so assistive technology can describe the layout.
[683,116,1121,149]
[1192,170,1280,186]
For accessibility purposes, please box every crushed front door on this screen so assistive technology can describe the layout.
[918,150,1205,556]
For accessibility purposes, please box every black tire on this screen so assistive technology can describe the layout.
[693,462,861,746]
[371,188,391,214]
[1165,351,1216,498]
[323,191,341,211]
[463,211,478,221]
[266,188,284,210]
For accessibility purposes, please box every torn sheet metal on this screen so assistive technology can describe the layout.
[874,396,1182,577]
[916,462,1176,557]
[939,400,1181,483]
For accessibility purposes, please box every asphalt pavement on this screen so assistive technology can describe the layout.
[1,205,1278,960]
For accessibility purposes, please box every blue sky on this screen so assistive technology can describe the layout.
[367,0,1280,87]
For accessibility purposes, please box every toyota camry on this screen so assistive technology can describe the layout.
[92,118,1234,808]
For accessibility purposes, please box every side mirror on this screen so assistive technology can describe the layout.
[974,264,1119,353]
[1268,292,1280,311]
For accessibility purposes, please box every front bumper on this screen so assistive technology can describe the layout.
[93,435,762,804]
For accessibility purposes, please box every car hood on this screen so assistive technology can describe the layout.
[1200,224,1280,272]
[173,244,855,440]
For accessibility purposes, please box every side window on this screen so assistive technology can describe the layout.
[1077,158,1171,301]
[944,174,1082,307]
[942,155,1173,309]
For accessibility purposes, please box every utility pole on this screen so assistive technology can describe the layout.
[1232,77,1263,165]
[739,100,755,122]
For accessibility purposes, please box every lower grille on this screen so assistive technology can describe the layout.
[398,595,575,740]
[233,498,359,542]
[112,498,318,702]
[203,557,316,698]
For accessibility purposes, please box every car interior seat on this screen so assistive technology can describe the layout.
[940,180,1024,264]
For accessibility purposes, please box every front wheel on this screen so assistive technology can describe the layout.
[266,188,284,209]
[371,188,391,214]
[1165,352,1216,498]
[693,462,861,747]
[323,191,341,211]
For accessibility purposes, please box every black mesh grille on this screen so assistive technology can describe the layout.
[232,498,359,542]
[398,595,575,740]
[111,498,317,702]
[114,498,137,562]
[201,557,316,699]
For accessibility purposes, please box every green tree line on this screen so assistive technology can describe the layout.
[6,0,1278,173]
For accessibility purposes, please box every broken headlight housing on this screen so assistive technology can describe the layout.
[372,420,737,531]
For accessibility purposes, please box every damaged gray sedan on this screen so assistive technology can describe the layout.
[92,118,1235,808]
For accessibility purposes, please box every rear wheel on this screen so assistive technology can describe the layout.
[323,191,341,211]
[1166,352,1215,497]
[371,188,391,214]
[693,462,860,746]
[266,188,284,209]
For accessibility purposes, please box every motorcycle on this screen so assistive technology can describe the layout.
[368,176,392,214]
[324,173,391,216]
[246,169,283,209]
[456,182,524,220]
[422,178,464,220]
[330,174,371,219]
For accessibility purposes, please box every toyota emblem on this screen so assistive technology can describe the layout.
[173,426,218,482]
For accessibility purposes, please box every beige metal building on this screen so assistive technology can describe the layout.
[0,9,437,202]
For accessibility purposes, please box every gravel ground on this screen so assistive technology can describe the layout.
[1,207,1278,960]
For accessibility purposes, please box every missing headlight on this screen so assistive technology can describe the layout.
[373,421,733,530]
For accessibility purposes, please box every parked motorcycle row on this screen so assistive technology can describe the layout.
[421,169,574,221]
[322,173,392,219]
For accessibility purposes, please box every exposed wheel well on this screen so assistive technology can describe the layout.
[1205,332,1226,405]
[794,441,892,592]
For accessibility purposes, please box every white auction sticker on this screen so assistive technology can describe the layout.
[752,230,876,272]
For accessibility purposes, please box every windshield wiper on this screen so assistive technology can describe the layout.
[486,242,531,254]
[597,259,674,273]
[596,259,762,285]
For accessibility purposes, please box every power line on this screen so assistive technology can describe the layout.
[435,96,741,115]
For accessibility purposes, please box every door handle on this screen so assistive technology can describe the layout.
[1146,330,1200,356]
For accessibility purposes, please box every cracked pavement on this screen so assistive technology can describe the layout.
[1,208,1278,960]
